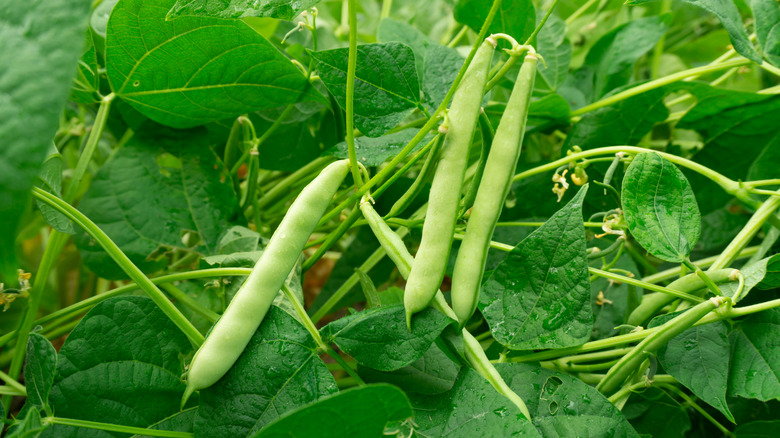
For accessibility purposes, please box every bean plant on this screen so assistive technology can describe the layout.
[2,0,780,437]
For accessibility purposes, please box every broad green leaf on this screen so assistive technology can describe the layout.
[652,317,734,422]
[168,0,320,20]
[106,0,321,129]
[309,42,423,137]
[591,254,640,340]
[377,18,433,80]
[324,128,432,166]
[247,111,322,171]
[359,342,461,395]
[627,0,761,63]
[195,306,337,437]
[622,152,701,263]
[410,368,540,437]
[497,363,639,437]
[560,16,666,105]
[321,305,455,372]
[747,133,780,183]
[622,388,692,438]
[42,296,191,437]
[480,186,592,350]
[563,88,668,152]
[251,385,412,438]
[70,34,100,104]
[729,308,780,401]
[720,255,780,302]
[35,146,75,234]
[23,332,57,411]
[751,0,780,67]
[74,126,239,279]
[454,0,536,45]
[697,204,749,252]
[736,420,780,437]
[0,0,91,283]
[535,11,571,92]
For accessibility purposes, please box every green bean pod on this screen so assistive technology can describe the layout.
[626,269,735,326]
[183,159,349,405]
[451,53,538,325]
[597,296,728,395]
[385,134,443,219]
[403,39,495,328]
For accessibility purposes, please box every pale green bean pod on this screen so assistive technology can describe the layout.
[182,159,349,406]
[403,39,495,328]
[451,51,538,325]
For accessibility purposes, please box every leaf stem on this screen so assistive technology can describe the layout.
[44,417,193,437]
[682,258,722,296]
[0,369,26,395]
[345,0,363,187]
[589,268,704,303]
[524,0,561,45]
[659,384,735,437]
[63,93,114,202]
[31,187,204,346]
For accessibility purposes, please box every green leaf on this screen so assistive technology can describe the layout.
[70,34,100,104]
[23,332,58,411]
[74,126,239,279]
[751,0,780,67]
[736,420,780,437]
[652,317,734,422]
[454,0,536,45]
[622,388,692,438]
[6,408,48,438]
[359,341,461,395]
[195,306,337,437]
[535,11,571,92]
[320,305,455,372]
[729,308,780,401]
[106,0,321,129]
[43,296,192,437]
[622,152,701,263]
[309,42,423,137]
[409,368,540,437]
[35,146,75,234]
[563,88,668,152]
[324,128,432,166]
[377,18,433,80]
[480,185,592,350]
[561,16,666,104]
[627,0,761,63]
[497,363,639,437]
[0,0,92,282]
[251,385,412,438]
[136,408,196,437]
[168,0,320,20]
[719,255,780,302]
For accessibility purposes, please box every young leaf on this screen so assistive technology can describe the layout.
[106,0,321,129]
[409,368,540,437]
[74,126,239,279]
[168,0,320,21]
[359,342,461,395]
[480,185,592,350]
[320,305,455,372]
[0,0,91,282]
[627,0,761,63]
[44,296,192,436]
[251,385,412,438]
[454,0,536,44]
[35,146,75,234]
[751,0,780,67]
[309,42,423,137]
[622,152,701,263]
[651,316,734,422]
[195,306,337,437]
[324,128,432,166]
[497,363,639,437]
[23,332,57,411]
[729,308,780,401]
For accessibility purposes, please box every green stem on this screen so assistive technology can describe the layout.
[255,157,333,211]
[659,385,736,437]
[0,370,26,395]
[447,25,470,48]
[31,187,204,347]
[63,93,114,202]
[571,58,751,117]
[485,55,519,92]
[381,0,392,18]
[608,375,678,404]
[281,285,365,385]
[524,0,560,45]
[566,0,599,25]
[345,0,363,187]
[649,0,672,79]
[44,417,193,438]
[589,268,704,303]
[0,386,26,397]
[302,208,361,272]
[643,246,758,284]
[683,258,722,296]
[316,0,504,227]
[160,283,219,323]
